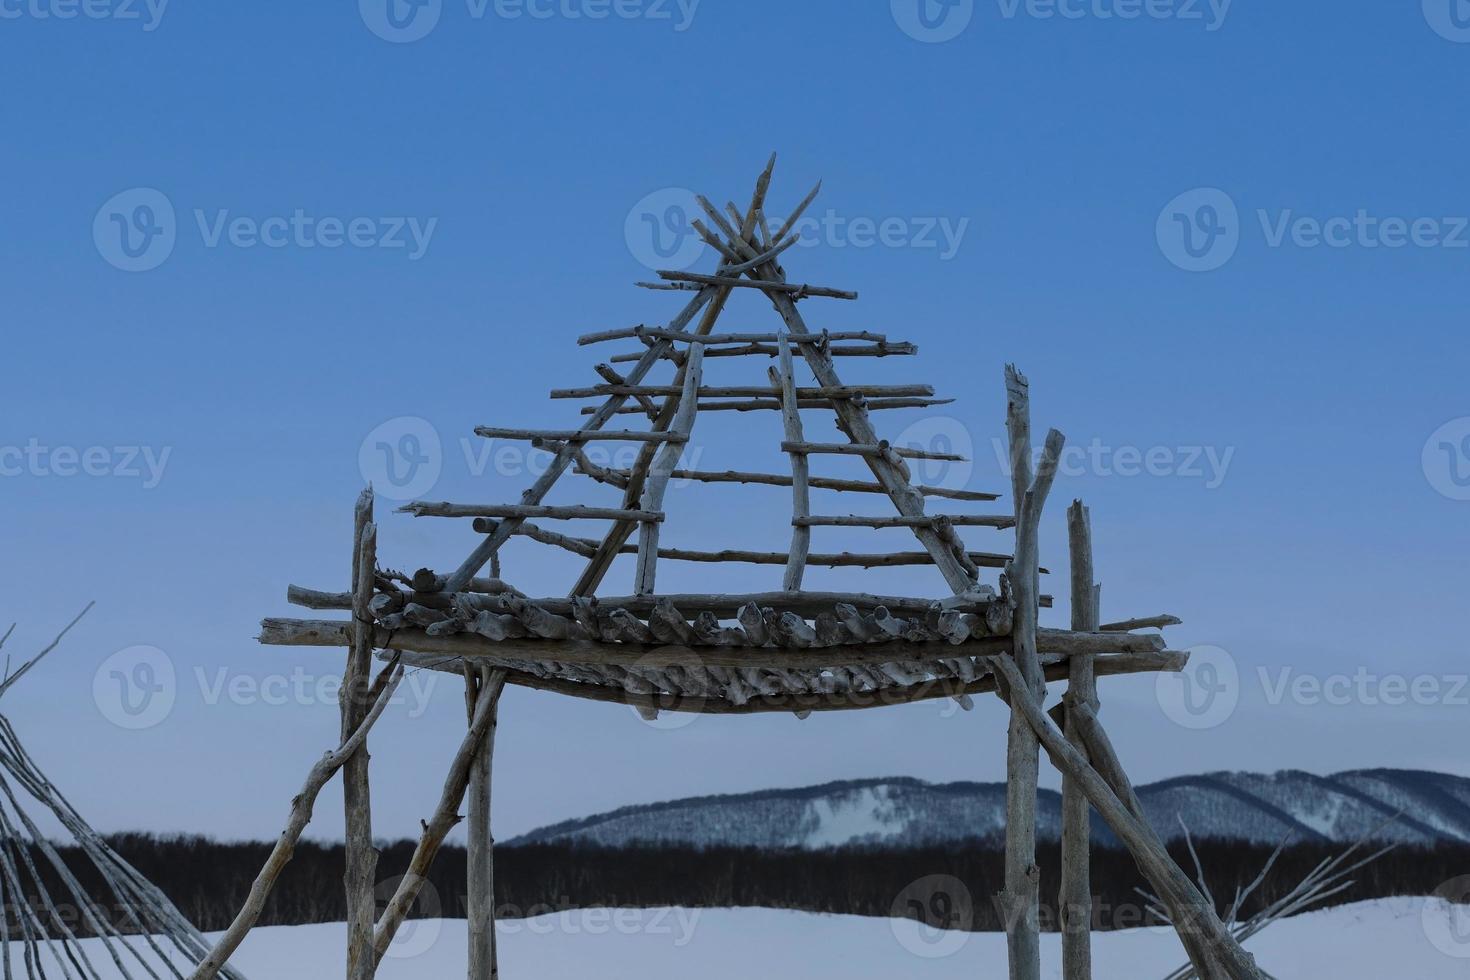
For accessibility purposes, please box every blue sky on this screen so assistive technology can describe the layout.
[2,1,1468,842]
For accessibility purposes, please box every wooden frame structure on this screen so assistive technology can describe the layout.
[197,160,1268,979]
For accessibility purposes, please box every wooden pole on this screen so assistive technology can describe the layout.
[999,365,1064,980]
[775,334,811,590]
[465,665,501,980]
[344,488,377,980]
[1060,500,1100,979]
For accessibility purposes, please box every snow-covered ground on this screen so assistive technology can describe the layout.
[14,897,1470,978]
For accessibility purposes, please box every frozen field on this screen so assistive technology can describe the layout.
[13,897,1469,978]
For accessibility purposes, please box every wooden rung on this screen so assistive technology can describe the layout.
[582,397,954,416]
[795,514,1016,529]
[577,327,894,347]
[574,466,1001,502]
[608,342,917,363]
[649,270,857,301]
[473,427,687,444]
[401,502,665,523]
[551,384,935,400]
[781,440,967,462]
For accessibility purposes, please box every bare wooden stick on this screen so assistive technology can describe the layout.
[795,514,1014,528]
[578,326,892,347]
[403,502,665,523]
[465,664,501,980]
[776,334,811,590]
[781,440,964,462]
[344,490,376,980]
[595,362,658,421]
[552,383,935,399]
[1101,614,1182,632]
[1061,500,1101,980]
[636,343,705,594]
[583,396,952,414]
[578,465,999,501]
[649,269,857,300]
[473,426,688,444]
[373,670,508,965]
[189,659,405,980]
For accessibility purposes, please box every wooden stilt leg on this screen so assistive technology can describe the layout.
[345,489,377,980]
[466,665,501,980]
[1060,501,1100,978]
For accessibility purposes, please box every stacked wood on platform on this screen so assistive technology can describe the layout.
[222,159,1270,980]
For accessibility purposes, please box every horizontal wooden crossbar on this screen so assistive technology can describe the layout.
[402,503,664,523]
[795,514,1015,529]
[473,427,686,444]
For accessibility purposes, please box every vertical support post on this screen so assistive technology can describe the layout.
[1000,366,1064,980]
[773,333,811,591]
[466,665,501,980]
[344,488,377,980]
[1060,500,1100,979]
[634,343,705,595]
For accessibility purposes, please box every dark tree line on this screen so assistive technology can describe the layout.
[8,834,1468,937]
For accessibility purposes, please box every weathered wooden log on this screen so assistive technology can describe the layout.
[189,658,405,980]
[372,670,508,965]
[650,269,858,301]
[774,337,812,590]
[780,440,965,462]
[404,502,665,523]
[595,363,659,421]
[465,664,500,980]
[344,492,377,980]
[584,396,951,414]
[577,465,1000,501]
[578,326,892,347]
[794,514,1014,529]
[552,383,935,400]
[636,343,704,593]
[472,426,688,444]
[1061,500,1101,980]
[1100,614,1182,632]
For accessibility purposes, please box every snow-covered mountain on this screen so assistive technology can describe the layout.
[511,769,1470,849]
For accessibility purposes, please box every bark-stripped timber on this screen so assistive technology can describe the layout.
[636,343,705,594]
[781,440,965,462]
[472,426,689,444]
[464,664,500,980]
[403,502,666,523]
[1061,500,1101,980]
[382,649,1183,714]
[644,270,858,300]
[581,466,1001,501]
[344,490,376,980]
[538,439,631,488]
[444,283,717,593]
[261,616,1164,667]
[607,342,918,363]
[189,659,405,980]
[1100,614,1182,632]
[577,326,894,347]
[1000,365,1065,980]
[551,383,935,400]
[775,335,812,590]
[373,669,508,965]
[702,209,978,594]
[988,655,1263,980]
[584,396,952,415]
[795,514,1015,529]
[594,362,659,421]
[568,166,774,597]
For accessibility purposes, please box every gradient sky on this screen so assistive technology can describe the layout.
[2,1,1468,844]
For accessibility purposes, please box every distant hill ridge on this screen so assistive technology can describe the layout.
[511,769,1470,849]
